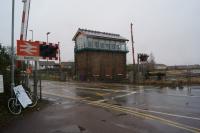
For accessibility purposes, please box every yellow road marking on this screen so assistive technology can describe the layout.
[88,102,200,133]
[43,92,200,133]
[120,105,200,121]
[95,92,107,96]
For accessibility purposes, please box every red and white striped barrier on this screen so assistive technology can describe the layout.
[20,0,31,40]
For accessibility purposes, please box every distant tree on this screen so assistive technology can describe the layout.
[147,52,156,71]
[0,45,11,70]
[0,44,21,96]
[0,44,11,96]
[148,53,155,64]
[126,64,133,72]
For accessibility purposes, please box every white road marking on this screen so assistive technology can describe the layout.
[76,86,131,93]
[92,91,137,103]
[166,94,200,98]
[125,106,200,121]
[112,91,137,99]
[146,109,200,121]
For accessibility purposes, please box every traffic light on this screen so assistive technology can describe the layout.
[39,44,58,58]
[138,53,149,62]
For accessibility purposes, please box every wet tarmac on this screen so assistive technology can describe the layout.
[1,81,200,133]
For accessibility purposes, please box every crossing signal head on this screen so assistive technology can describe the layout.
[39,44,58,58]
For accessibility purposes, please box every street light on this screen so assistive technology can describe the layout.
[29,29,38,100]
[58,42,61,65]
[26,29,34,89]
[46,32,50,44]
[46,32,51,77]
[29,30,33,41]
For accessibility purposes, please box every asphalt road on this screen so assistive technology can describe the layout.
[1,81,200,133]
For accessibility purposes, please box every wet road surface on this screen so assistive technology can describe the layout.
[1,81,200,133]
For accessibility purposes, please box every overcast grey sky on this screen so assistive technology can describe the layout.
[0,0,200,65]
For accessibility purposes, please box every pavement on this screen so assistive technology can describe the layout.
[1,81,200,133]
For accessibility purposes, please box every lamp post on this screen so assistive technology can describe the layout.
[29,29,38,99]
[29,30,33,41]
[130,23,136,83]
[46,32,50,77]
[58,42,61,65]
[46,32,50,44]
[24,30,34,89]
[11,0,15,96]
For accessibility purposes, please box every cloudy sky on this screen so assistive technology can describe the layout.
[0,0,200,65]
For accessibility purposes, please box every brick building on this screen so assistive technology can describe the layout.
[73,28,129,81]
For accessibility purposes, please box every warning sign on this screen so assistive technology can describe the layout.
[13,85,32,108]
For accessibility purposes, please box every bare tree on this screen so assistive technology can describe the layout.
[147,52,156,71]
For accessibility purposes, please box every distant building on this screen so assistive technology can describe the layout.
[167,64,200,70]
[60,62,75,79]
[73,28,129,81]
[39,61,56,69]
[61,62,74,69]
[154,64,167,70]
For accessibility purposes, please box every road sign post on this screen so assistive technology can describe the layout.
[17,40,40,96]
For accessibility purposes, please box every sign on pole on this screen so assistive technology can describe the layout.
[16,56,40,61]
[13,85,32,108]
[17,40,40,61]
[0,75,4,93]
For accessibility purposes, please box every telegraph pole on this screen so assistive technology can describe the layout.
[130,23,136,83]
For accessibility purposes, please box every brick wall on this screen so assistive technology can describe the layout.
[75,51,126,81]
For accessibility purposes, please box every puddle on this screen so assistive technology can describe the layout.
[101,119,106,122]
[117,113,127,117]
[78,125,86,132]
[52,125,81,133]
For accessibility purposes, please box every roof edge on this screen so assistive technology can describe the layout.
[72,28,81,41]
[72,28,129,41]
